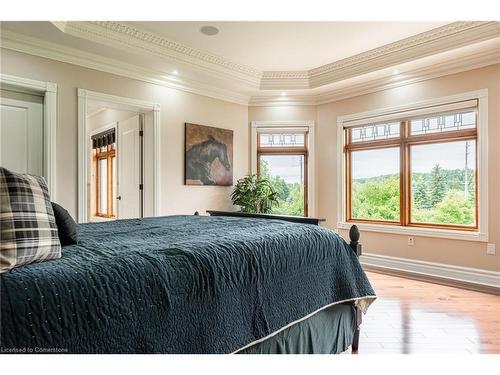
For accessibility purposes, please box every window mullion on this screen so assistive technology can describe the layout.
[401,121,410,227]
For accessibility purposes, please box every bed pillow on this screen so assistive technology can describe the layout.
[0,167,61,273]
[51,202,78,246]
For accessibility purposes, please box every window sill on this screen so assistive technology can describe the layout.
[337,221,488,242]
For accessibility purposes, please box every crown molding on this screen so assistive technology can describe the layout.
[259,21,500,90]
[51,21,500,91]
[260,71,309,90]
[53,21,262,88]
[0,30,251,105]
[308,21,499,88]
[250,45,500,106]
[2,25,499,109]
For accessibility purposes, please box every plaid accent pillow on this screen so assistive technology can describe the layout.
[0,167,61,273]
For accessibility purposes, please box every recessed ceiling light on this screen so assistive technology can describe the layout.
[393,69,400,75]
[172,70,178,75]
[200,26,219,36]
[281,92,287,96]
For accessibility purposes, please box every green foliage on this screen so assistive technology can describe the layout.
[413,190,474,225]
[273,183,304,216]
[259,159,304,216]
[354,165,475,226]
[231,174,279,213]
[413,178,431,209]
[429,164,446,207]
[352,176,400,221]
[434,190,474,224]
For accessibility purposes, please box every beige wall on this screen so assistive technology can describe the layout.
[87,108,138,132]
[248,105,317,123]
[0,49,249,218]
[250,65,500,272]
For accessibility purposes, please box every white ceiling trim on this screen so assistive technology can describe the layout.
[52,21,262,88]
[0,30,251,105]
[52,21,500,91]
[1,28,499,108]
[249,46,500,106]
[306,21,499,89]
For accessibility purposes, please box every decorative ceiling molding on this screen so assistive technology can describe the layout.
[260,21,500,89]
[1,25,499,108]
[51,21,500,92]
[52,21,262,88]
[0,30,251,105]
[250,46,500,106]
[260,71,309,90]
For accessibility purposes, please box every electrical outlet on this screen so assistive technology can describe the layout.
[487,243,496,255]
[408,236,415,246]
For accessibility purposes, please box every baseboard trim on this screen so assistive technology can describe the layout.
[360,253,500,295]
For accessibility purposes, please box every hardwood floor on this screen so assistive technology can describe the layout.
[353,271,500,354]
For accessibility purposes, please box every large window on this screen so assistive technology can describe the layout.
[345,104,478,231]
[257,131,308,216]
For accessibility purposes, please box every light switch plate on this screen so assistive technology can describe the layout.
[487,243,496,255]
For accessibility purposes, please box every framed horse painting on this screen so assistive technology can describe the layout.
[185,123,233,186]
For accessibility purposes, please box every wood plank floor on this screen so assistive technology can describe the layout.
[352,271,500,354]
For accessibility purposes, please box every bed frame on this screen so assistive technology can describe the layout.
[203,210,363,352]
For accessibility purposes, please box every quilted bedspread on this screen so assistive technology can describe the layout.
[0,215,375,353]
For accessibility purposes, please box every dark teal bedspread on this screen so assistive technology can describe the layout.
[0,215,375,353]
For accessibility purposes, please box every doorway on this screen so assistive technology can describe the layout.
[0,74,57,197]
[87,105,145,221]
[78,89,160,223]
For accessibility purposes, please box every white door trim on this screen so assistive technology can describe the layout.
[77,88,161,223]
[0,74,57,198]
[250,120,316,217]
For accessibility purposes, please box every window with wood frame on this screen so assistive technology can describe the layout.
[344,100,478,231]
[257,130,308,216]
[92,129,116,218]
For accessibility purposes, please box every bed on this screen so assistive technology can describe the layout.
[0,214,375,354]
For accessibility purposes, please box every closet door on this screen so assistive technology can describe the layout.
[0,90,43,175]
[117,114,142,219]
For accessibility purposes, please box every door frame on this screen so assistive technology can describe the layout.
[0,74,57,198]
[77,88,160,223]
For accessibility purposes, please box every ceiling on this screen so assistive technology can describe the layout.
[126,21,448,71]
[1,21,499,105]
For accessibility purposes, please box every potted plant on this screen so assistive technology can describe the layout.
[231,174,279,213]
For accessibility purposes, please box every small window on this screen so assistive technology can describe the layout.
[410,111,476,136]
[259,154,306,216]
[259,132,305,148]
[350,122,400,143]
[92,129,116,218]
[257,130,308,216]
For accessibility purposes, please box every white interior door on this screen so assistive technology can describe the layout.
[117,114,141,219]
[0,91,43,175]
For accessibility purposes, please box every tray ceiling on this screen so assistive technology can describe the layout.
[1,21,499,105]
[125,21,448,71]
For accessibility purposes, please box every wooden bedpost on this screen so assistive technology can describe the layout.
[349,224,362,256]
[349,224,362,352]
